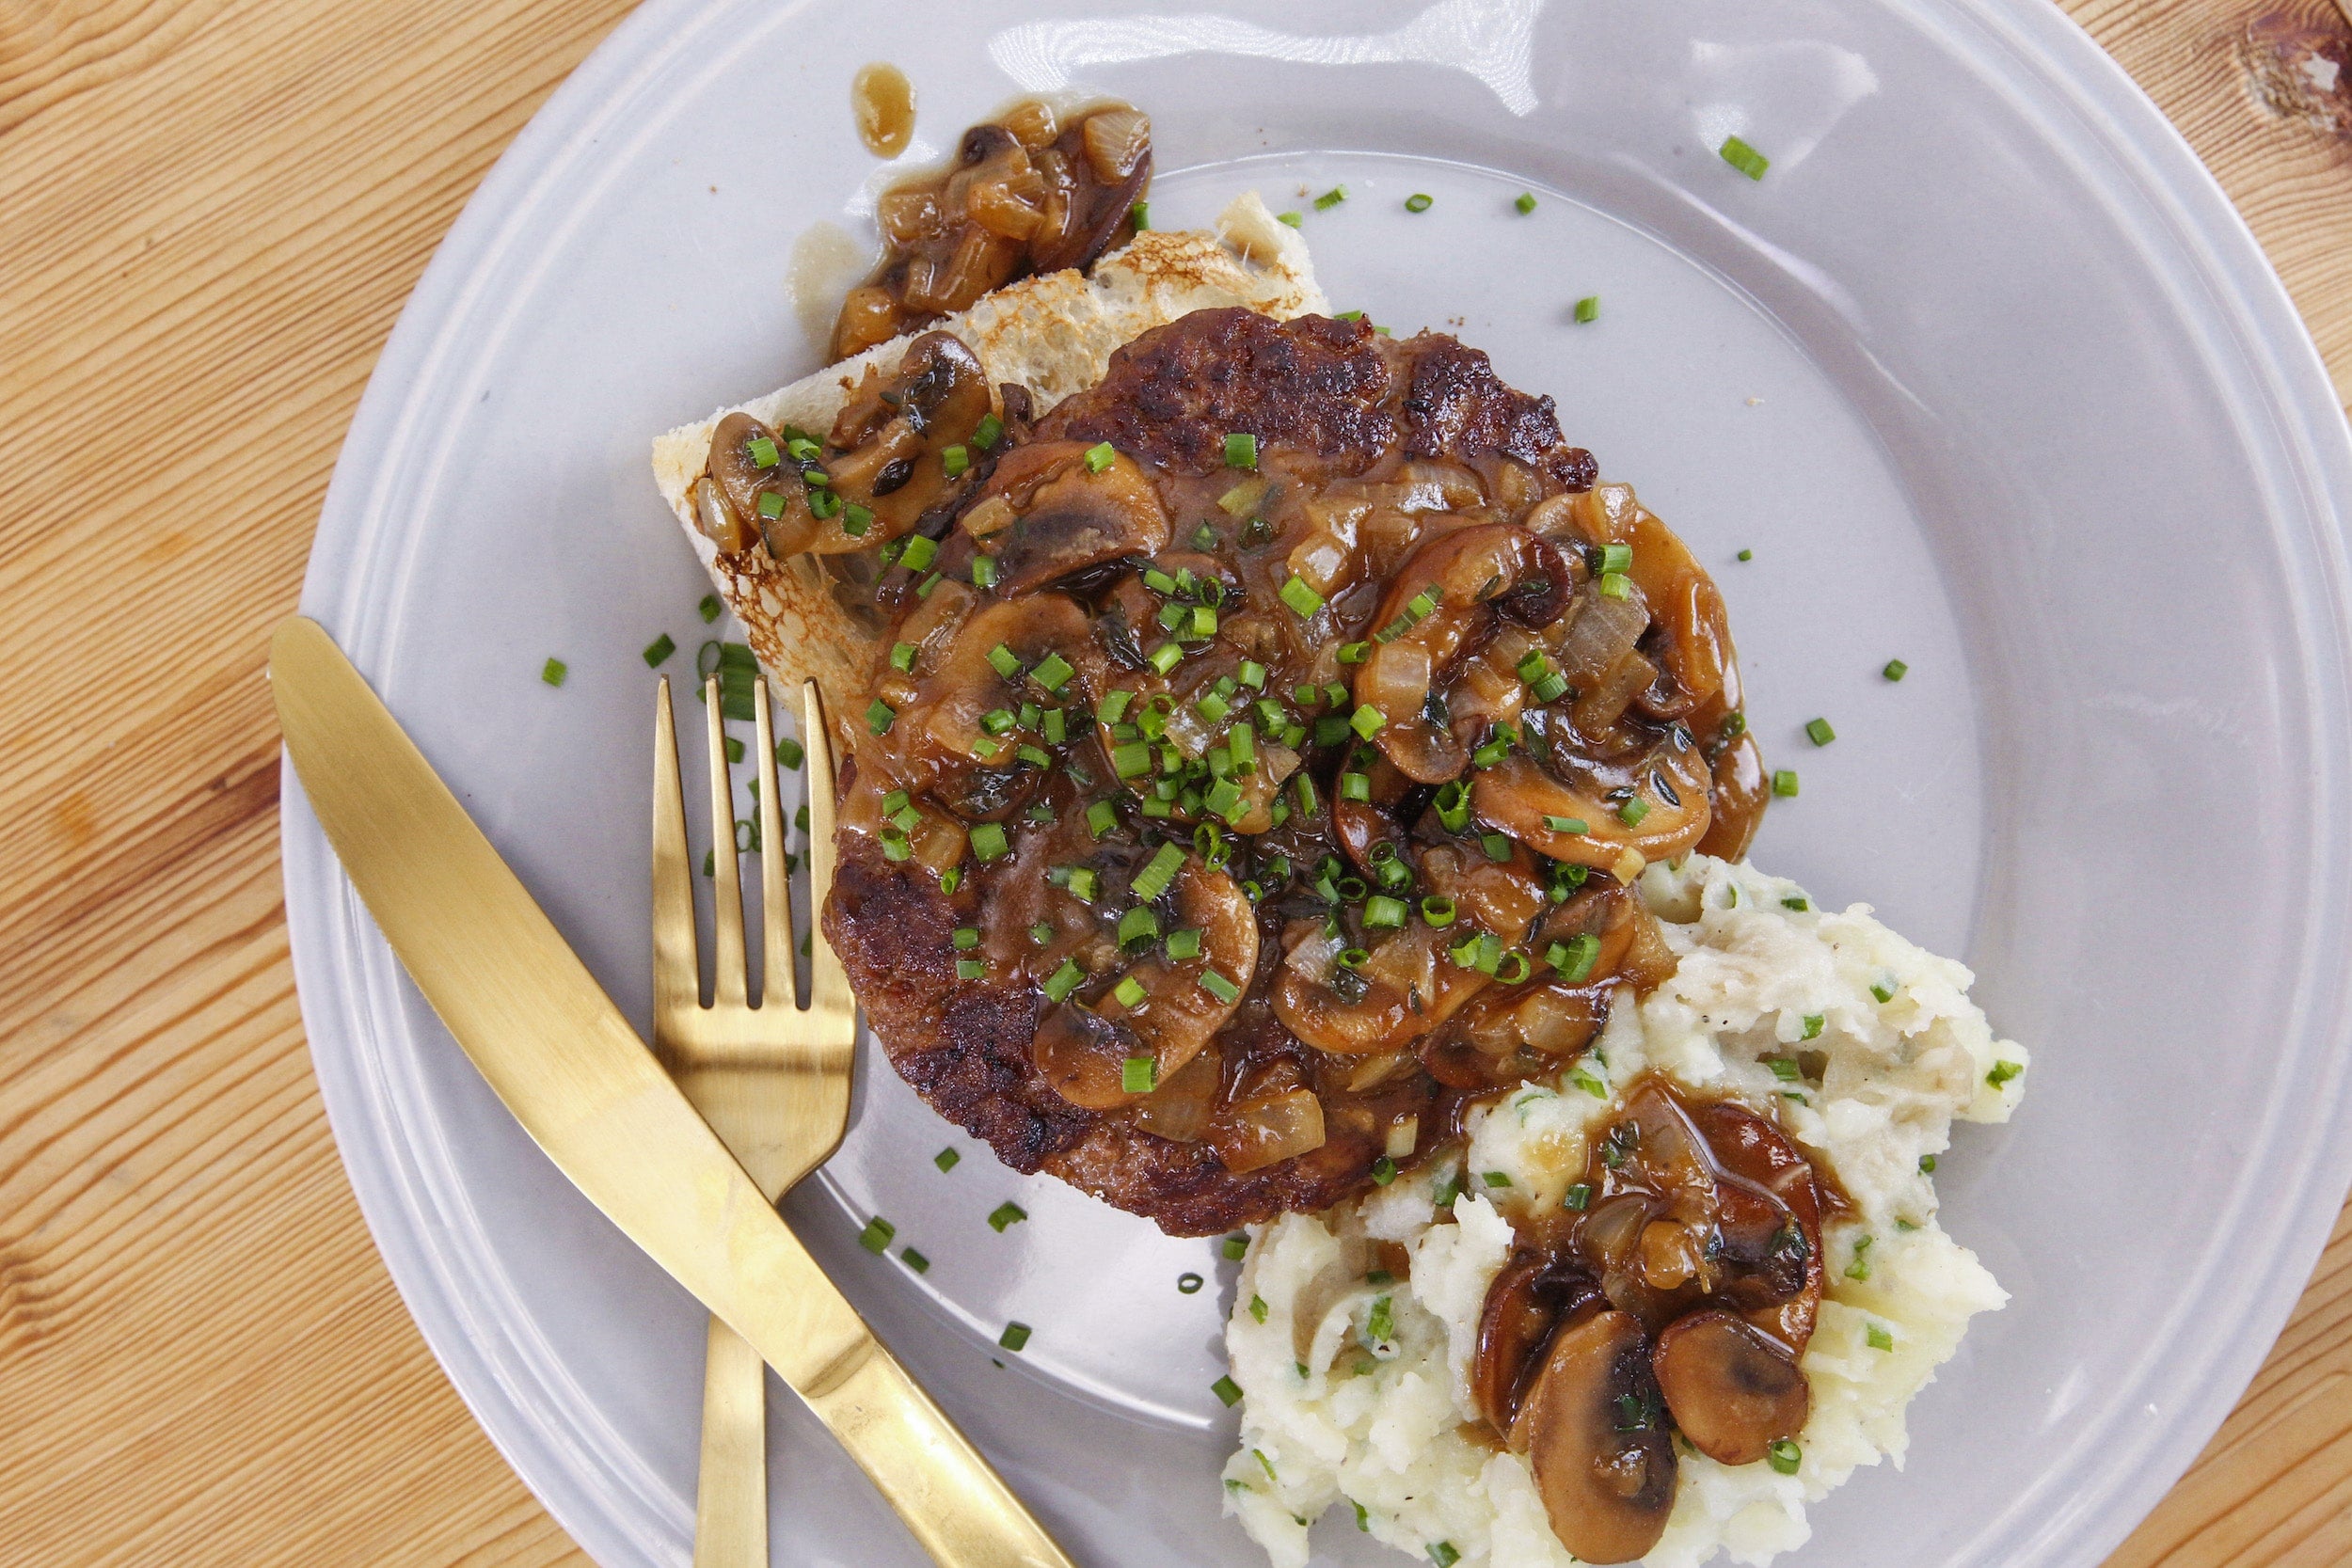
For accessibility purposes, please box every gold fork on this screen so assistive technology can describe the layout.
[653,673,853,1568]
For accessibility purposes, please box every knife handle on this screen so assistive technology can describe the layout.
[789,1331,1073,1568]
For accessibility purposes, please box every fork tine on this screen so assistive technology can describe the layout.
[706,675,749,1008]
[801,682,854,1022]
[754,677,797,1010]
[652,679,700,1028]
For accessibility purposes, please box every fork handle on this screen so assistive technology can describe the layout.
[692,1315,769,1568]
[796,1336,1073,1568]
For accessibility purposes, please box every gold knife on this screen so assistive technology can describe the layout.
[271,616,1074,1568]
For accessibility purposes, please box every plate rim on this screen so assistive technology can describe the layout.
[280,2,2352,1564]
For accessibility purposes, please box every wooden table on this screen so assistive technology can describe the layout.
[2,2,2347,1562]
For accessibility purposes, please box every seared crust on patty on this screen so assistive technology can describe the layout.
[827,838,1384,1233]
[1035,308,1397,477]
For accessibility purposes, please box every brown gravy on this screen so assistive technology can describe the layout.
[830,97,1152,362]
[850,63,915,158]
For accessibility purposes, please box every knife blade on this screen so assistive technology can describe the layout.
[270,616,1073,1568]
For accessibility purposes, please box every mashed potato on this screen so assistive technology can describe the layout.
[1220,853,2026,1567]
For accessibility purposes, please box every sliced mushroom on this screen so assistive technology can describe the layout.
[1651,1310,1809,1466]
[1513,1309,1677,1565]
[1272,920,1486,1055]
[1029,107,1151,276]
[699,412,819,556]
[798,333,993,554]
[1474,1246,1607,1433]
[1354,524,1572,784]
[982,440,1171,594]
[1032,860,1257,1108]
[1471,733,1714,875]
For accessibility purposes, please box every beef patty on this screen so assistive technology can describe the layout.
[815,308,1765,1234]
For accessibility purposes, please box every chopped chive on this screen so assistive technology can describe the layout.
[955,958,986,980]
[1617,797,1650,827]
[1371,1156,1397,1185]
[898,534,938,573]
[1314,184,1347,210]
[952,927,980,950]
[1574,295,1599,324]
[1279,576,1326,618]
[1032,653,1074,691]
[971,555,998,589]
[1802,1013,1825,1040]
[1514,191,1537,214]
[642,634,676,668]
[1772,768,1800,797]
[1276,211,1302,227]
[1597,571,1631,599]
[1738,547,1754,562]
[1987,1059,2025,1088]
[1166,927,1203,961]
[1084,441,1117,473]
[1867,1323,1895,1352]
[1117,907,1161,948]
[840,502,872,537]
[1845,1235,1874,1280]
[1364,895,1407,929]
[1543,815,1588,834]
[858,1217,896,1254]
[1549,933,1601,983]
[1213,1374,1244,1406]
[1919,1153,1938,1174]
[1871,980,1896,1004]
[808,487,841,519]
[942,444,971,478]
[971,411,1005,451]
[1223,433,1259,469]
[1112,741,1152,779]
[1200,969,1241,1004]
[999,1322,1032,1352]
[1086,800,1119,840]
[1129,199,1150,230]
[1350,705,1386,739]
[889,642,918,677]
[1482,1170,1512,1188]
[970,822,1009,862]
[699,594,722,624]
[1042,958,1086,1003]
[1132,842,1186,900]
[1720,135,1772,181]
[540,657,567,687]
[1178,1271,1204,1294]
[1099,689,1134,724]
[1121,1053,1157,1092]
[1147,642,1184,675]
[1768,1439,1801,1475]
[1883,658,1909,681]
[745,435,779,467]
[987,1202,1028,1233]
[1405,192,1433,213]
[1805,717,1836,746]
[1337,641,1369,664]
[934,1148,961,1172]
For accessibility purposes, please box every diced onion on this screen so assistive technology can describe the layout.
[1216,1088,1326,1174]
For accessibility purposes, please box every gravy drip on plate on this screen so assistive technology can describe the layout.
[850,63,915,158]
[831,97,1152,361]
[751,306,1769,1235]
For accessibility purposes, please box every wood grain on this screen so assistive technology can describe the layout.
[0,2,2344,1565]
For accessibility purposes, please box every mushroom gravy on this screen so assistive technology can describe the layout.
[831,97,1152,362]
[731,303,1771,1235]
[1470,1077,1845,1562]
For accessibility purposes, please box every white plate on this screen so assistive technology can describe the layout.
[282,1,2352,1563]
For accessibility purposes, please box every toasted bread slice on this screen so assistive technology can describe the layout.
[648,193,1325,721]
